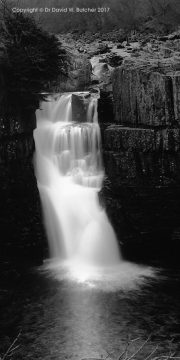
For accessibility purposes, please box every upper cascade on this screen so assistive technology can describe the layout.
[35,93,103,188]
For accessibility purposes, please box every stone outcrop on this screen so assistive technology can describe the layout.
[112,59,180,127]
[100,58,180,264]
[71,92,91,122]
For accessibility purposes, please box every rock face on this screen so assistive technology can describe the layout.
[0,112,46,269]
[112,60,180,127]
[100,59,180,264]
[71,92,91,122]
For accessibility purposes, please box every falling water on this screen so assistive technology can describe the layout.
[34,93,121,268]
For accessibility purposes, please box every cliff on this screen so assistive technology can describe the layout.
[101,57,180,264]
[0,109,46,271]
[112,59,180,127]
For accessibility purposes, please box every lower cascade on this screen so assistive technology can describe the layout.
[34,93,121,267]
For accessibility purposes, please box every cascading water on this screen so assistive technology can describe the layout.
[34,93,121,268]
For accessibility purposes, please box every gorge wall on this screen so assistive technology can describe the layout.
[0,46,93,275]
[2,28,180,270]
[0,109,46,273]
[100,58,180,264]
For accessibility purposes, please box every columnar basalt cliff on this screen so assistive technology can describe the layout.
[100,58,180,264]
[0,109,46,270]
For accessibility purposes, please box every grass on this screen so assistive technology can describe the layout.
[1,333,180,359]
[0,332,21,360]
[94,336,180,360]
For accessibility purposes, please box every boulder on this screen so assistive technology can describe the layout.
[104,53,123,67]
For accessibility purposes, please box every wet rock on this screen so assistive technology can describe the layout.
[92,62,109,78]
[71,93,89,122]
[71,92,98,122]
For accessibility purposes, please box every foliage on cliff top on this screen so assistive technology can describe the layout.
[8,0,180,34]
[0,2,68,115]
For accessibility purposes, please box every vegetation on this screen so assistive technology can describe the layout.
[8,0,180,34]
[0,0,179,114]
[0,1,68,116]
[0,331,21,360]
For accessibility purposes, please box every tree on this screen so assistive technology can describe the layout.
[148,0,169,16]
[0,1,68,116]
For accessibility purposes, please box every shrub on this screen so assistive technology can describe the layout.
[0,5,68,116]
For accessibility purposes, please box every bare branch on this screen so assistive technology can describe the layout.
[2,331,21,360]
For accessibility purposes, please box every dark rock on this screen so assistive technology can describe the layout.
[71,93,89,122]
[112,60,180,127]
[0,111,46,268]
[89,88,99,93]
[71,92,98,122]
[78,47,84,53]
[91,79,100,85]
[117,43,125,49]
[98,90,114,125]
[102,122,180,262]
[131,52,141,57]
[98,44,111,54]
[104,127,180,153]
[103,127,180,181]
[92,44,111,56]
[100,55,180,263]
[159,36,169,42]
[104,54,123,67]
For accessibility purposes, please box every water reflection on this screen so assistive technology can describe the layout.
[26,262,156,359]
[5,266,180,360]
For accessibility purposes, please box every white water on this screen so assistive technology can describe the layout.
[34,93,120,267]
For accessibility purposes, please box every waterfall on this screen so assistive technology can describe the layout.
[34,93,121,267]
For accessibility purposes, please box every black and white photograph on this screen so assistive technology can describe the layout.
[0,0,180,359]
